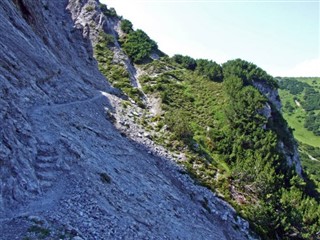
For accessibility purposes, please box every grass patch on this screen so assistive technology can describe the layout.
[85,5,95,12]
[138,58,231,198]
[28,225,50,239]
[283,111,320,147]
[94,31,144,107]
[278,82,320,147]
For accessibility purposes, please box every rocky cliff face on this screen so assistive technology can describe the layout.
[0,0,253,239]
[253,81,302,175]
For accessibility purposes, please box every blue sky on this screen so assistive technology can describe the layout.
[101,0,320,77]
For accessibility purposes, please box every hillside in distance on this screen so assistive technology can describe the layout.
[278,77,320,147]
[278,77,320,193]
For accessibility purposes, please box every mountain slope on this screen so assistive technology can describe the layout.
[278,77,320,194]
[90,4,320,239]
[278,77,320,147]
[0,0,252,239]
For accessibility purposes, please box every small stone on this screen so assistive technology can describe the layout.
[72,237,84,240]
[143,132,151,138]
[222,212,228,221]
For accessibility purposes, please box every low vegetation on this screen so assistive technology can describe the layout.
[94,32,144,106]
[138,58,320,239]
[99,3,118,18]
[100,172,112,184]
[28,225,51,239]
[121,29,158,63]
[278,77,320,138]
[120,19,133,34]
[85,5,95,12]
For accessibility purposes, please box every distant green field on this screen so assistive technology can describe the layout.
[278,77,320,148]
[279,89,320,147]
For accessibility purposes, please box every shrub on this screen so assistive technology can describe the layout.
[85,5,95,12]
[122,30,158,63]
[121,19,133,34]
[28,226,51,238]
[195,59,223,82]
[94,36,144,106]
[172,54,196,70]
[100,172,112,184]
[97,32,115,47]
[99,3,118,18]
[223,58,278,88]
[165,110,194,144]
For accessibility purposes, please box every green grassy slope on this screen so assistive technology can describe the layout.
[278,77,320,147]
[279,88,320,147]
[278,77,320,193]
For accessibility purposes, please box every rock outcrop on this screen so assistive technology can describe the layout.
[0,0,253,239]
[253,81,302,175]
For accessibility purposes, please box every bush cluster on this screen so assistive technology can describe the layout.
[171,55,223,82]
[122,29,158,63]
[120,19,133,34]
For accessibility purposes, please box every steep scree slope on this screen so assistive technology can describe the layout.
[0,0,252,239]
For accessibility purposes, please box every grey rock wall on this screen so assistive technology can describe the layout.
[253,81,282,111]
[0,0,253,239]
[253,81,302,175]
